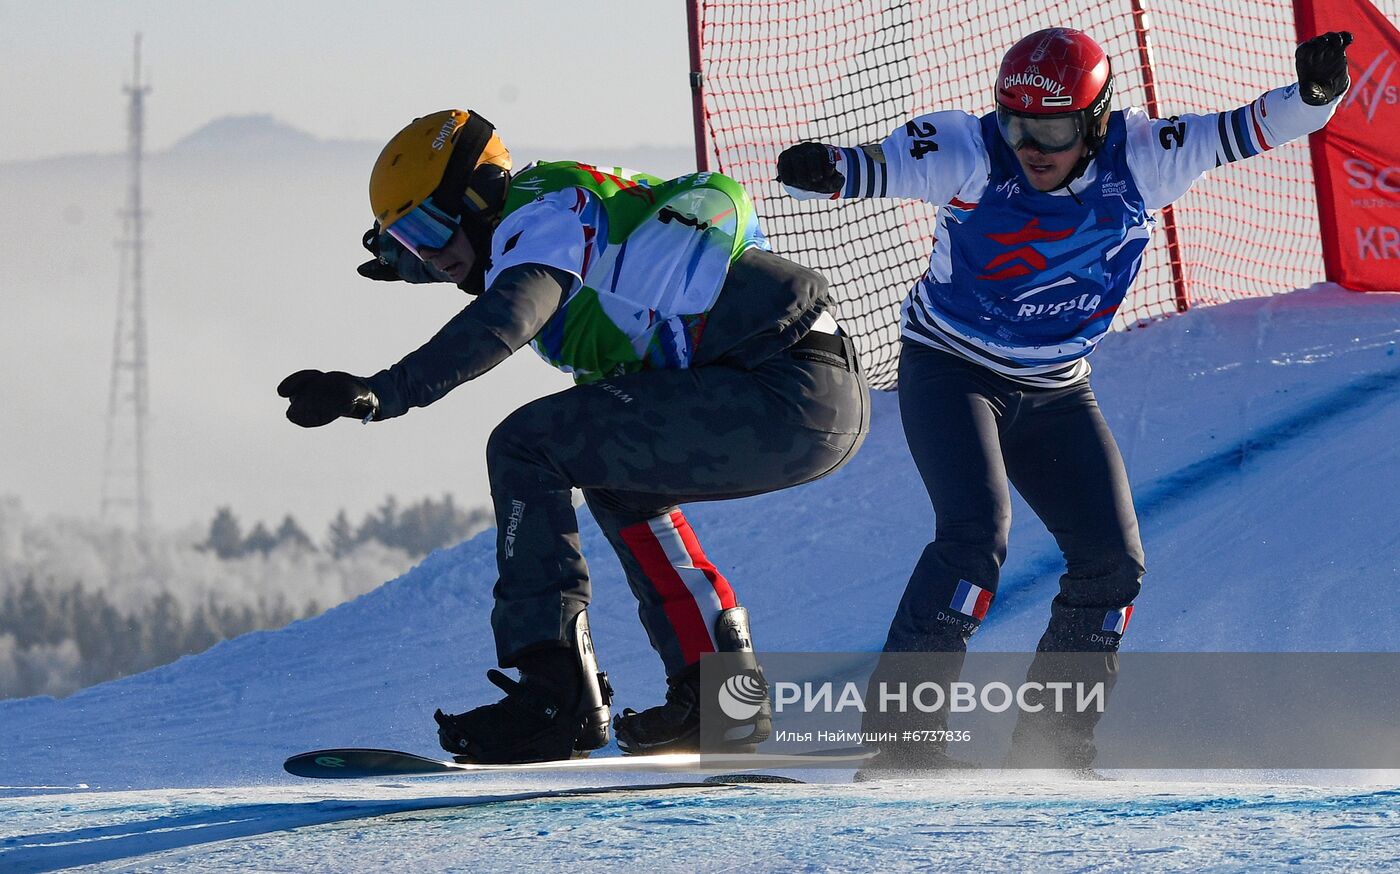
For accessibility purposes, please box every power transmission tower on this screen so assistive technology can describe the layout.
[102,34,153,532]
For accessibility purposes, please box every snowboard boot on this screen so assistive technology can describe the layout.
[614,606,772,755]
[853,746,979,782]
[613,662,703,755]
[1002,651,1114,774]
[434,610,614,764]
[1003,720,1101,777]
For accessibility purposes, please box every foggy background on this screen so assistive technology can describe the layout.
[1,1,698,534]
[0,1,701,696]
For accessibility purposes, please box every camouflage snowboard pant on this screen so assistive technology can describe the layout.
[484,337,868,677]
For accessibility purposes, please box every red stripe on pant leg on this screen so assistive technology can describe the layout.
[669,510,737,610]
[619,520,714,664]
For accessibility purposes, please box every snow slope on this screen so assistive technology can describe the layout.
[5,780,1397,872]
[2,284,1398,871]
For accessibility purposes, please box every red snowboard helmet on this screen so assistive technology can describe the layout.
[995,28,1113,155]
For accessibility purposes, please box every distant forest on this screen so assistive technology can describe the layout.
[0,495,491,700]
[200,495,491,561]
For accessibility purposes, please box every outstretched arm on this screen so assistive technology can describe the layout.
[777,110,987,205]
[281,193,589,427]
[1127,31,1352,209]
[361,263,573,419]
[278,264,573,427]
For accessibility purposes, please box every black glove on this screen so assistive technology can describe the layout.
[356,227,457,285]
[277,370,379,428]
[777,142,845,194]
[1296,31,1353,106]
[357,228,403,282]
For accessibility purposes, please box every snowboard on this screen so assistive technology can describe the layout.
[284,746,873,780]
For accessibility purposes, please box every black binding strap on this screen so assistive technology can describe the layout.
[431,111,495,219]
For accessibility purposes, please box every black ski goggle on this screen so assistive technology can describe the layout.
[996,107,1085,154]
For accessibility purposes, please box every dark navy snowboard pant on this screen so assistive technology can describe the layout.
[871,341,1144,764]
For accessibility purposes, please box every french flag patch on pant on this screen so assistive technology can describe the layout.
[949,580,993,620]
[1102,605,1134,634]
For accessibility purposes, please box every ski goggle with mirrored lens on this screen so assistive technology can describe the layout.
[383,198,460,258]
[996,108,1085,154]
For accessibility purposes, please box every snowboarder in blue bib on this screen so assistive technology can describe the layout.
[778,27,1352,769]
[278,110,869,763]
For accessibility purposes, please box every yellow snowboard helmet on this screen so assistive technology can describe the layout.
[369,109,512,256]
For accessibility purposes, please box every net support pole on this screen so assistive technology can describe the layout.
[687,0,710,172]
[1131,0,1191,314]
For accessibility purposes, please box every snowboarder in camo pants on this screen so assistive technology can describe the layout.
[778,27,1352,769]
[278,110,869,763]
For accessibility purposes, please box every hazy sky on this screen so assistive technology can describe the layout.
[0,1,701,536]
[0,0,695,162]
